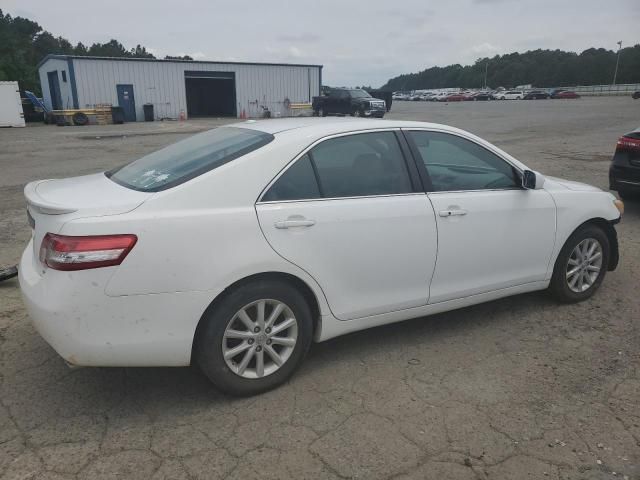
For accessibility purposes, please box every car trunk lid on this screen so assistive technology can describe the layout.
[25,173,151,263]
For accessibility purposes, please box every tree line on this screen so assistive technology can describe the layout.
[0,9,192,94]
[381,46,640,91]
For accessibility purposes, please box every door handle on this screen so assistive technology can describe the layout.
[274,218,316,229]
[438,209,468,217]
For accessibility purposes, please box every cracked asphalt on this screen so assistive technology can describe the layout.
[1,97,639,479]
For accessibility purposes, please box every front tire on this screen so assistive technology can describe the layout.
[196,280,313,396]
[548,224,610,303]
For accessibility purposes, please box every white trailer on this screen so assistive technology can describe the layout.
[0,81,25,127]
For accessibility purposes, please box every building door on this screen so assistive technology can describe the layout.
[116,84,137,122]
[47,71,62,110]
[184,71,236,117]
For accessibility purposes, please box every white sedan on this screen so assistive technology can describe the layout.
[20,118,623,395]
[497,90,525,100]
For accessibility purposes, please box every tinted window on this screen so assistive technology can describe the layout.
[409,131,520,192]
[107,127,274,192]
[310,132,412,198]
[262,154,320,202]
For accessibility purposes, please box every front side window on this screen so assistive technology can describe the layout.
[409,131,520,192]
[107,127,274,192]
[262,131,413,201]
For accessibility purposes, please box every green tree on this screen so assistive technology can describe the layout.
[381,46,640,90]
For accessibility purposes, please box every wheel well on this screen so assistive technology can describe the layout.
[576,218,619,271]
[190,272,321,365]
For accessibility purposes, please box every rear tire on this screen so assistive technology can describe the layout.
[548,224,609,303]
[196,280,313,396]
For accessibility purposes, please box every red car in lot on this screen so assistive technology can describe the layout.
[440,93,467,102]
[551,90,580,99]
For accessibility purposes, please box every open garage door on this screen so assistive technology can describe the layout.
[185,71,237,117]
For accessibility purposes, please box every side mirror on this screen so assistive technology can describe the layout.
[522,170,545,190]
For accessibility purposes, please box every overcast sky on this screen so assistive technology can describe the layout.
[3,0,639,87]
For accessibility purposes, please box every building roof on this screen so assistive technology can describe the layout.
[37,54,323,70]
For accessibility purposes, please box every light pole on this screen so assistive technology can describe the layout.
[484,61,489,89]
[612,41,622,85]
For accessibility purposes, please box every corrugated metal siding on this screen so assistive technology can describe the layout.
[38,59,74,110]
[68,58,320,120]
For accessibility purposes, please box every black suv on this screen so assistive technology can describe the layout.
[610,127,640,199]
[312,89,386,118]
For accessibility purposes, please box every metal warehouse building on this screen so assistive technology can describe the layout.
[37,55,322,121]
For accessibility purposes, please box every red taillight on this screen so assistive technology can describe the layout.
[616,136,640,151]
[39,233,137,271]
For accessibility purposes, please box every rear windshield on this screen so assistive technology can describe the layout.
[106,127,274,192]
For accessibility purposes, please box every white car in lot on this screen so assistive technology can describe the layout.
[20,118,623,395]
[497,90,524,100]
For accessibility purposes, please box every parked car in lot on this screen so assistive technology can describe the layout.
[468,91,492,101]
[632,91,640,99]
[440,92,467,102]
[431,92,450,102]
[496,90,524,100]
[312,88,386,117]
[20,118,623,396]
[551,90,580,99]
[523,90,550,100]
[610,126,640,199]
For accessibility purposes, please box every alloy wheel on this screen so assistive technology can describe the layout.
[222,299,298,379]
[566,238,603,293]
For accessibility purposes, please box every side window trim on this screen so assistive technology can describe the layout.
[394,130,425,193]
[402,128,523,193]
[306,150,325,197]
[401,130,433,192]
[257,128,422,204]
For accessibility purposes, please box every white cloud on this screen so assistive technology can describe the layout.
[470,42,501,55]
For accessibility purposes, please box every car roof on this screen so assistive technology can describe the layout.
[228,117,464,136]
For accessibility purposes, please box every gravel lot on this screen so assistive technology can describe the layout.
[0,97,639,479]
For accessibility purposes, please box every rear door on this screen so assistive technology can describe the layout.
[256,130,437,320]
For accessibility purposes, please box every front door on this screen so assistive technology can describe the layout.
[117,84,136,122]
[256,130,437,320]
[405,129,556,304]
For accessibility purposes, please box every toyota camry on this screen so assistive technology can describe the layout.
[20,118,623,395]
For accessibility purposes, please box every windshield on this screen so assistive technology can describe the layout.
[106,127,274,192]
[349,89,372,98]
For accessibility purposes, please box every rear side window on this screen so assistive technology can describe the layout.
[106,127,274,192]
[262,131,412,201]
[261,154,320,202]
[311,132,412,198]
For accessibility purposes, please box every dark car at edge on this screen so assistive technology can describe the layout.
[609,127,640,200]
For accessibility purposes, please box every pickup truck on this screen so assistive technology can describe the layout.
[312,88,386,118]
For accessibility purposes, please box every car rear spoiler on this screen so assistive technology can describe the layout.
[24,180,78,215]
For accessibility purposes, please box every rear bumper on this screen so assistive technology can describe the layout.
[19,240,217,367]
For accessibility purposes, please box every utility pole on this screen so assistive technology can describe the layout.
[613,41,622,85]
